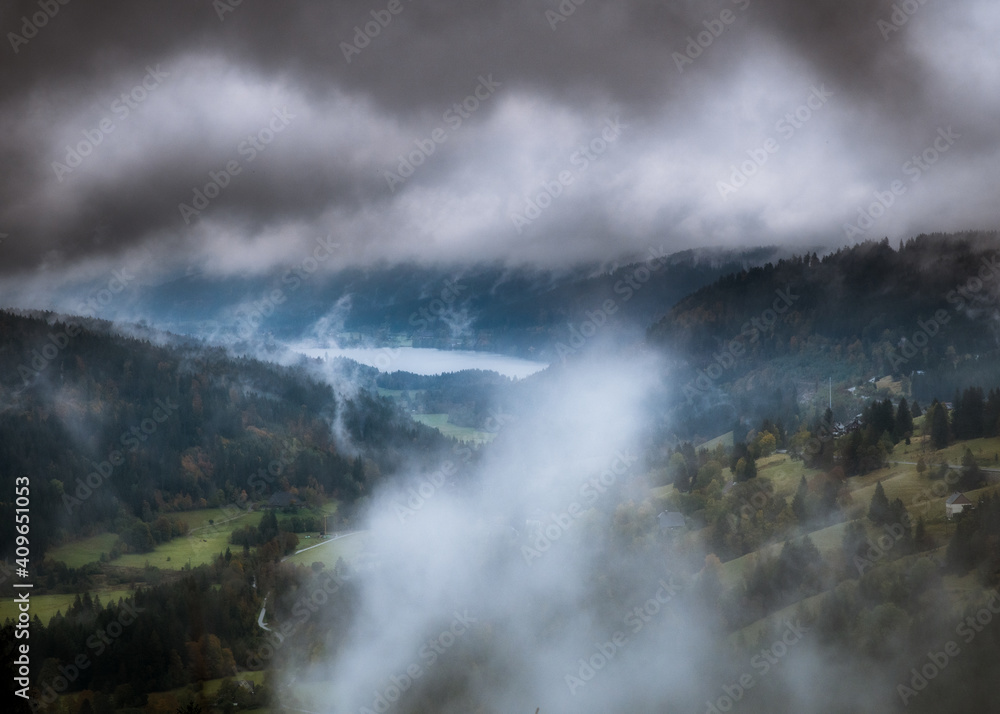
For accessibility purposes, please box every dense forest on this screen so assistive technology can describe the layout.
[130,247,784,359]
[650,233,1000,367]
[648,233,1000,440]
[0,311,449,561]
[1,544,360,713]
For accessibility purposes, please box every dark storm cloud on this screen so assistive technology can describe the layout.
[0,0,997,289]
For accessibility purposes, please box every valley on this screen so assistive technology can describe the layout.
[6,235,1000,713]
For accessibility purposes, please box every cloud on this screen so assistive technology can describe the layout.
[0,0,997,295]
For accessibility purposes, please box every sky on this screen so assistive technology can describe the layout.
[1,0,998,290]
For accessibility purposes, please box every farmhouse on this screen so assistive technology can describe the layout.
[657,511,686,533]
[945,492,973,519]
[266,491,299,508]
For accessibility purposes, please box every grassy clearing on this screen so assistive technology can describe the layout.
[377,388,425,399]
[875,376,903,395]
[851,461,1000,527]
[48,502,346,573]
[173,506,259,532]
[411,413,495,444]
[731,591,828,649]
[140,670,268,714]
[48,510,266,571]
[931,436,1000,468]
[283,532,371,569]
[756,454,817,499]
[114,526,241,570]
[712,448,1000,591]
[47,533,119,568]
[698,431,734,451]
[719,520,851,589]
[0,587,136,625]
[649,484,672,500]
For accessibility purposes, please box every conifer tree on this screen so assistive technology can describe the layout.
[868,481,890,525]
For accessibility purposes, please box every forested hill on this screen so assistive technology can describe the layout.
[648,233,1000,396]
[0,311,447,559]
[122,246,786,358]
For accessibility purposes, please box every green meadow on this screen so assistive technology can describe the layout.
[283,531,371,569]
[0,587,136,625]
[46,502,349,573]
[411,413,495,444]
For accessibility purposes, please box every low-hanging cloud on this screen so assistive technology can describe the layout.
[1,0,998,303]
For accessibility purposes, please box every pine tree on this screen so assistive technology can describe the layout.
[951,387,985,440]
[959,448,984,491]
[895,398,914,441]
[929,401,950,450]
[868,481,890,525]
[915,517,929,550]
[259,509,279,543]
[984,388,1000,437]
[792,475,809,524]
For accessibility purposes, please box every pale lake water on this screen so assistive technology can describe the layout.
[288,343,549,379]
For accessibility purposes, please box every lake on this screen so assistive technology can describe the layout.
[288,343,549,379]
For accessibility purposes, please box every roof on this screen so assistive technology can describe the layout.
[266,491,298,507]
[657,511,686,529]
[946,493,973,506]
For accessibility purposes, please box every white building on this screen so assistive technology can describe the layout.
[945,492,973,519]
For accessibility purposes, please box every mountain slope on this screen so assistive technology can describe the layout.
[0,311,448,559]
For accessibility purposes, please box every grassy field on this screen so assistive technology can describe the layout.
[117,525,242,570]
[731,590,829,649]
[730,549,985,651]
[0,587,136,625]
[48,533,120,568]
[46,506,264,570]
[106,669,269,714]
[46,502,348,573]
[411,413,495,444]
[931,435,1000,467]
[699,433,1000,626]
[377,388,425,399]
[172,506,259,532]
[875,376,904,395]
[698,431,734,451]
[755,453,814,499]
[718,519,852,589]
[283,531,371,569]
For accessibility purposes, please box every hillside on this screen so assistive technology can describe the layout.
[0,311,449,561]
[647,233,1000,438]
[8,237,1000,714]
[90,247,787,359]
